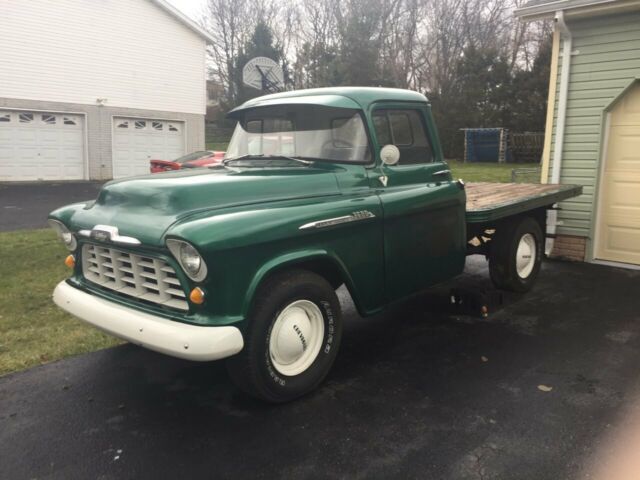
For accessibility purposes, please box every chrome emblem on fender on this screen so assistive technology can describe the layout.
[299,210,376,230]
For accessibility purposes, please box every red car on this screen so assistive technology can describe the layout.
[150,150,225,173]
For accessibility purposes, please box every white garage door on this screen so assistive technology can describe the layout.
[596,83,640,266]
[0,111,84,181]
[112,118,185,178]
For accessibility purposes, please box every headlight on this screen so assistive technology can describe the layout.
[180,243,202,276]
[48,219,77,251]
[166,239,208,282]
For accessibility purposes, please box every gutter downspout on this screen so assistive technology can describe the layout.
[546,10,572,255]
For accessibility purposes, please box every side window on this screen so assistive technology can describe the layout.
[373,109,433,165]
[372,112,391,145]
[388,112,412,145]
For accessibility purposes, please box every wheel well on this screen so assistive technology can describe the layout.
[466,208,548,256]
[267,258,346,290]
[289,258,345,290]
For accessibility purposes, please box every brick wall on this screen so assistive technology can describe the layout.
[550,234,587,262]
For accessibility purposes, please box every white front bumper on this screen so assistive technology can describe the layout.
[53,281,244,361]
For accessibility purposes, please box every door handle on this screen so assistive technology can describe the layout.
[432,169,451,177]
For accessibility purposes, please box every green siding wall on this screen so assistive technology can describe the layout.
[548,11,640,243]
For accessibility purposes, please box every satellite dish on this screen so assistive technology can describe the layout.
[243,56,284,93]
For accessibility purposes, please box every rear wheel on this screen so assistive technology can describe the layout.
[489,216,543,292]
[226,269,342,403]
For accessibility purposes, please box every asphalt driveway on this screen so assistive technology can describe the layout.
[0,181,104,231]
[1,258,640,479]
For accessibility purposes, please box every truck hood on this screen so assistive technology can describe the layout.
[63,167,340,246]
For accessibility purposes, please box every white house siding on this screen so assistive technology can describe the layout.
[0,0,206,115]
[548,11,640,248]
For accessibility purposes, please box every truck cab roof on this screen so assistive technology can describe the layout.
[229,87,430,116]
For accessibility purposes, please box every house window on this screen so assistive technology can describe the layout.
[168,124,179,132]
[0,114,10,123]
[117,121,129,129]
[63,117,77,126]
[42,114,56,125]
[135,120,146,129]
[152,121,163,131]
[19,113,34,123]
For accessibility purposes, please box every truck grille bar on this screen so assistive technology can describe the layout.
[81,243,188,311]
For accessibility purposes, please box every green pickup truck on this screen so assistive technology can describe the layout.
[50,87,581,402]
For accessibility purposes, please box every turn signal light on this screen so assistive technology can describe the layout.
[189,287,205,305]
[64,254,75,269]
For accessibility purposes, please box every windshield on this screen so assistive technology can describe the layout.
[225,105,371,164]
[174,151,212,163]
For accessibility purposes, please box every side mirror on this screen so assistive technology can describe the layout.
[380,145,400,166]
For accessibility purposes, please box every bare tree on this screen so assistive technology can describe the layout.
[202,0,254,104]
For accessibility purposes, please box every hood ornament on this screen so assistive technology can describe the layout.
[78,225,141,246]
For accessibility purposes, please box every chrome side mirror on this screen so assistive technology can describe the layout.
[380,145,400,166]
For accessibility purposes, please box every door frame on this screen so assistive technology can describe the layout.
[0,107,88,181]
[590,77,640,267]
[110,114,187,179]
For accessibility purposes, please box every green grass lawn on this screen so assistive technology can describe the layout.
[0,160,538,376]
[0,229,120,376]
[448,160,540,183]
[206,142,229,151]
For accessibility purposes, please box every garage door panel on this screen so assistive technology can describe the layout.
[599,224,640,265]
[63,164,83,177]
[60,130,83,145]
[0,144,12,159]
[15,165,39,180]
[61,146,83,160]
[0,129,13,142]
[112,117,185,179]
[38,129,62,145]
[133,135,150,148]
[16,146,39,161]
[39,165,62,178]
[16,129,37,143]
[0,110,84,181]
[602,175,640,210]
[606,126,640,172]
[40,150,62,164]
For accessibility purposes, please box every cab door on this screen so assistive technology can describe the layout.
[368,104,466,303]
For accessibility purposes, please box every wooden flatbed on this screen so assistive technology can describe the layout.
[465,182,583,224]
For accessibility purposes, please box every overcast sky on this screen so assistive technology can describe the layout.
[167,0,207,21]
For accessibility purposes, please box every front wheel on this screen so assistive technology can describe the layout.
[489,216,543,292]
[226,269,342,403]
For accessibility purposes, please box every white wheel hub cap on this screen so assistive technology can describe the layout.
[269,300,325,376]
[516,233,536,279]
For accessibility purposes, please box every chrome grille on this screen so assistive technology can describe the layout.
[81,243,188,311]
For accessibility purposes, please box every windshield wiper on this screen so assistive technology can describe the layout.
[222,154,314,167]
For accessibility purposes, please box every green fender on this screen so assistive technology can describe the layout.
[241,249,358,319]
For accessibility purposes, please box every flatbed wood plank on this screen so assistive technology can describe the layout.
[465,182,583,224]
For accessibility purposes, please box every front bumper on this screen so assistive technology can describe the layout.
[53,281,244,361]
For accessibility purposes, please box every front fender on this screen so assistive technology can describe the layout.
[241,249,357,318]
